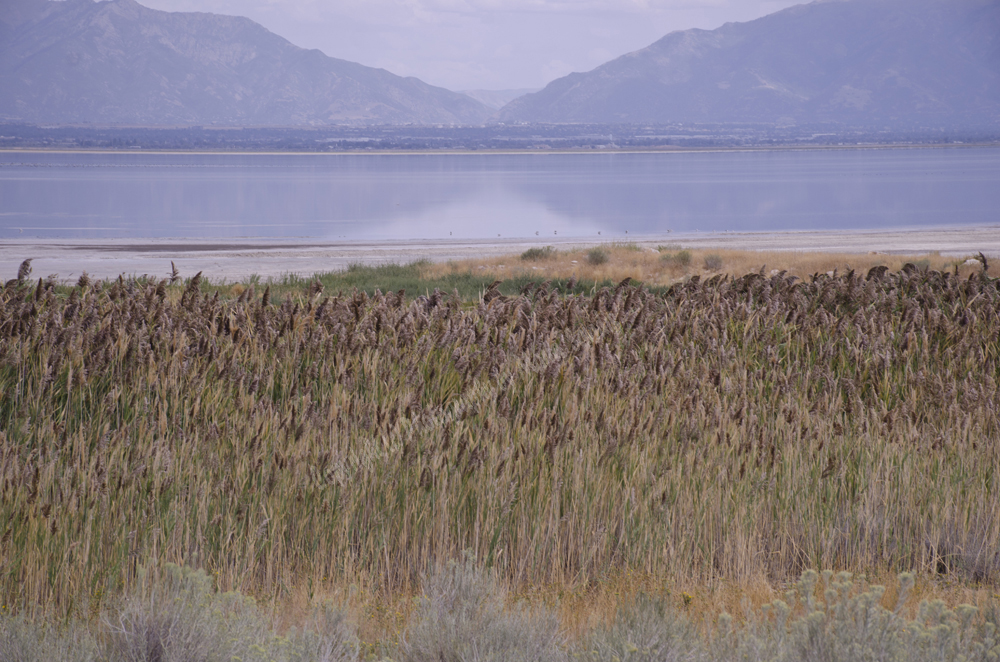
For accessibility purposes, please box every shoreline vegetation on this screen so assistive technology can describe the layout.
[2,119,998,154]
[3,142,1000,156]
[6,228,1000,284]
[145,244,999,301]
[2,247,999,659]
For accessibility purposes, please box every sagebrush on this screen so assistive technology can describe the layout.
[3,566,998,661]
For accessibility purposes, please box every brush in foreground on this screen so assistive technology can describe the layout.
[2,563,998,661]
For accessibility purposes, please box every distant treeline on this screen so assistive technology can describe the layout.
[1,122,997,152]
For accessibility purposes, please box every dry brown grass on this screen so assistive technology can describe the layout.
[425,244,983,287]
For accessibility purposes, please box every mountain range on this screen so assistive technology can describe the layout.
[498,0,1000,127]
[0,0,491,125]
[2,0,998,128]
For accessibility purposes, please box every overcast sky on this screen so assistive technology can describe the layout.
[137,0,809,91]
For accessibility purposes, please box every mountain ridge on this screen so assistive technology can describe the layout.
[497,0,1000,127]
[0,0,492,126]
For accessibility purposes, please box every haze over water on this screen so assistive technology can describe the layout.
[1,147,997,241]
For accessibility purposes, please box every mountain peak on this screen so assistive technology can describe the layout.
[0,0,492,126]
[498,0,1000,127]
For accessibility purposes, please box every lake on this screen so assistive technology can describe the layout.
[1,147,998,240]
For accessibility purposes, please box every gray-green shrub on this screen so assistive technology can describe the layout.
[660,250,692,268]
[703,254,723,271]
[280,603,359,662]
[521,246,556,261]
[582,596,701,662]
[0,615,98,662]
[102,564,357,662]
[587,248,610,265]
[399,557,565,662]
[103,564,265,662]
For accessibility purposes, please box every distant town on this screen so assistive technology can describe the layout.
[2,122,997,152]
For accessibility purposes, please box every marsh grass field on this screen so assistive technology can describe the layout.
[2,245,1000,660]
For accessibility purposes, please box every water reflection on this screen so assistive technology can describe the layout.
[0,149,997,239]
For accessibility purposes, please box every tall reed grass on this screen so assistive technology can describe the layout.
[1,259,998,621]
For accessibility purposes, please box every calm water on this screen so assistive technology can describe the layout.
[1,148,998,240]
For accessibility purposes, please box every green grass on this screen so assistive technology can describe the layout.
[217,261,627,303]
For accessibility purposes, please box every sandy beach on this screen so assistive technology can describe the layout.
[3,226,999,282]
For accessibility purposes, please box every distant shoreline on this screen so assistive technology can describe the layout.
[3,225,998,282]
[2,142,999,157]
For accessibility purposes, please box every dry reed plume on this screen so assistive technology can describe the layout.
[1,256,999,625]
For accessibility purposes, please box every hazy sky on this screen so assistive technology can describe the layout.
[137,0,809,91]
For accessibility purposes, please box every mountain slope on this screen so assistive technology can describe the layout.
[459,89,540,111]
[0,0,491,125]
[498,0,1000,127]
